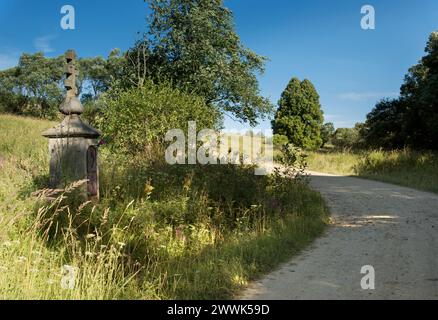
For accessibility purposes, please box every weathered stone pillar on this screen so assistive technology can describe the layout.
[42,50,101,200]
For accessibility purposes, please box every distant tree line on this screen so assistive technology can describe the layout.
[273,31,438,152]
[363,31,438,150]
[2,1,436,153]
[0,49,124,119]
[0,0,272,140]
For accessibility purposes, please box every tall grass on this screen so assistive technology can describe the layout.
[307,147,438,194]
[0,114,329,300]
[355,149,438,194]
[306,149,359,175]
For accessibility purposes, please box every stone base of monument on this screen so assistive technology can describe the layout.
[48,138,99,198]
[42,50,101,201]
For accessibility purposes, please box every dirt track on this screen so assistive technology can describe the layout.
[241,172,438,300]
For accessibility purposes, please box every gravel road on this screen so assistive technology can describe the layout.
[240,172,438,300]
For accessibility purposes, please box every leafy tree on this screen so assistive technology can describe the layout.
[0,53,64,118]
[364,31,438,150]
[400,31,438,149]
[79,49,125,99]
[272,134,289,147]
[332,123,365,150]
[78,49,126,123]
[272,78,324,150]
[0,50,125,119]
[363,99,407,149]
[99,80,221,156]
[78,56,107,97]
[320,122,335,147]
[332,127,358,150]
[125,0,272,125]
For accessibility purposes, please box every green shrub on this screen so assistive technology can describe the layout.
[273,134,289,147]
[97,81,222,156]
[0,114,329,300]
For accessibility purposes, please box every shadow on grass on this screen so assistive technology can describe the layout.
[17,158,329,300]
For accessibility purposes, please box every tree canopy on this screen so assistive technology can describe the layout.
[321,122,335,147]
[272,78,324,150]
[0,50,124,119]
[364,31,438,150]
[125,0,272,125]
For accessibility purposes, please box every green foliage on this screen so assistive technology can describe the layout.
[272,134,289,147]
[272,78,324,150]
[354,149,438,193]
[320,122,335,147]
[307,149,359,176]
[0,114,329,299]
[124,0,273,124]
[0,53,64,118]
[0,50,125,120]
[276,144,308,176]
[78,48,125,99]
[363,99,406,149]
[98,80,222,156]
[332,123,364,150]
[364,31,438,150]
[307,148,438,194]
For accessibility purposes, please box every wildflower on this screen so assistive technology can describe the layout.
[175,226,186,242]
[17,256,28,263]
[183,175,192,192]
[2,241,12,247]
[85,234,96,239]
[118,242,126,248]
[144,179,155,198]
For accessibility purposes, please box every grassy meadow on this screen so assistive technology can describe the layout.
[0,114,329,300]
[307,147,438,194]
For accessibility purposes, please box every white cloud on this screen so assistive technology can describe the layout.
[0,52,18,70]
[332,120,356,129]
[324,114,341,121]
[338,92,398,102]
[33,35,57,54]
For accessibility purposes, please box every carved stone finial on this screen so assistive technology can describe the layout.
[64,50,78,97]
[42,49,101,199]
[59,49,84,115]
[43,49,101,139]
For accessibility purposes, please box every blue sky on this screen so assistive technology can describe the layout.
[1,0,438,131]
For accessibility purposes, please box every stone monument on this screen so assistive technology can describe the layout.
[43,50,101,199]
